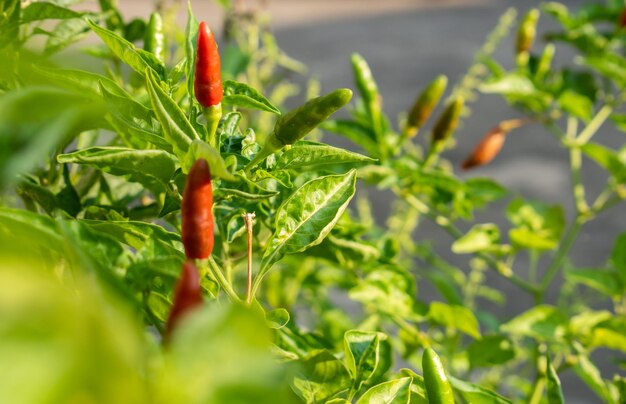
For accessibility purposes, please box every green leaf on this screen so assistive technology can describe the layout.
[256,170,357,289]
[566,267,624,297]
[558,90,593,122]
[573,353,613,402]
[321,119,379,156]
[589,317,626,352]
[184,140,236,181]
[611,113,626,133]
[428,301,481,339]
[449,376,513,404]
[35,66,127,98]
[291,350,351,403]
[86,19,165,78]
[145,68,199,160]
[506,198,565,251]
[0,87,106,190]
[356,377,412,404]
[57,147,176,192]
[545,355,565,404]
[275,141,376,171]
[479,74,536,95]
[21,2,82,23]
[44,17,91,55]
[266,308,290,329]
[500,305,567,340]
[581,142,626,181]
[343,330,392,389]
[184,1,199,100]
[222,80,281,114]
[612,233,626,284]
[349,267,417,319]
[452,224,501,254]
[467,335,515,368]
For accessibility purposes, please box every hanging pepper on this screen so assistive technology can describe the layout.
[620,8,626,27]
[431,97,464,146]
[164,260,203,340]
[194,21,223,147]
[422,348,455,404]
[181,158,214,259]
[245,88,353,171]
[144,12,165,62]
[405,75,448,137]
[461,118,524,170]
[516,9,540,55]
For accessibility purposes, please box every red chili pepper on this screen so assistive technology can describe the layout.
[620,9,626,28]
[164,260,204,339]
[194,22,223,108]
[181,158,214,259]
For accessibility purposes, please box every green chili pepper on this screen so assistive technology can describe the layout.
[144,12,165,62]
[431,97,464,145]
[245,88,353,171]
[406,75,447,137]
[351,53,382,135]
[516,9,539,55]
[535,43,554,81]
[422,348,455,404]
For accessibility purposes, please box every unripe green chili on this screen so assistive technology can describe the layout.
[516,9,539,55]
[431,97,464,145]
[351,53,383,136]
[535,43,554,81]
[405,75,448,137]
[144,12,165,62]
[245,88,353,171]
[181,158,214,260]
[422,348,455,404]
[164,259,204,341]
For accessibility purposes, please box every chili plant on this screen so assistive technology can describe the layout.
[0,0,625,403]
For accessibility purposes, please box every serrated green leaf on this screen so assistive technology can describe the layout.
[256,170,357,292]
[222,80,281,114]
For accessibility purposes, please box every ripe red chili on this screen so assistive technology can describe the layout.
[181,158,214,259]
[194,21,223,108]
[164,259,203,339]
[620,9,626,28]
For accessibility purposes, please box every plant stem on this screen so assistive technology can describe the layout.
[399,190,538,295]
[242,212,256,304]
[539,218,583,295]
[576,104,612,145]
[566,116,588,214]
[206,257,241,301]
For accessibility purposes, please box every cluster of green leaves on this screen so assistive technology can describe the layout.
[1,0,626,403]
